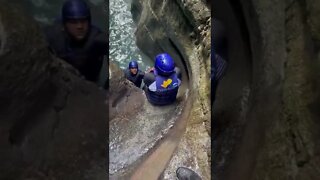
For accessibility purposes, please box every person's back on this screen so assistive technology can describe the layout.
[143,53,181,106]
[124,60,144,88]
[45,0,107,82]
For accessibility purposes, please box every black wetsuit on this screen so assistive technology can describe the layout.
[45,21,108,82]
[124,69,145,88]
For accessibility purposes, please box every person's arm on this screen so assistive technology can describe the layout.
[139,71,145,79]
[143,72,155,87]
[146,67,155,73]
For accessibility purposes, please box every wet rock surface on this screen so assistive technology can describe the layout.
[109,0,211,179]
[108,63,145,120]
[213,0,320,179]
[108,61,187,179]
[0,2,107,179]
[130,0,211,179]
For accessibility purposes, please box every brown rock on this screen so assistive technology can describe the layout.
[0,2,107,179]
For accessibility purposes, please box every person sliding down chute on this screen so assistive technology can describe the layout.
[143,53,181,106]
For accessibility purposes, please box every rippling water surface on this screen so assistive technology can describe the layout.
[109,0,152,70]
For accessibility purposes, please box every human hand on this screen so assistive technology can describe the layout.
[147,67,155,73]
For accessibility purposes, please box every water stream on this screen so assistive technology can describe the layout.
[109,0,153,71]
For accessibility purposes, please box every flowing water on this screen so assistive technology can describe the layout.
[109,98,184,177]
[109,0,153,71]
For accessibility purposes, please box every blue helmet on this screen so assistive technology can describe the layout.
[155,53,175,76]
[129,60,139,69]
[62,0,91,22]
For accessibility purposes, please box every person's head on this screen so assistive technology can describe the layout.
[62,0,91,41]
[155,53,175,76]
[128,60,139,75]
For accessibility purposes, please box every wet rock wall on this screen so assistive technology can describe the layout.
[0,2,107,179]
[131,0,211,179]
[213,0,320,179]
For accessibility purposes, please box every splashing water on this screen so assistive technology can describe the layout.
[109,0,153,71]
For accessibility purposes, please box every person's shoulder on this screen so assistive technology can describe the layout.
[90,25,106,37]
[89,25,108,47]
[124,68,130,75]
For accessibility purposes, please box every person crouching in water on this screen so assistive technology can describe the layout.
[124,60,145,88]
[143,53,181,105]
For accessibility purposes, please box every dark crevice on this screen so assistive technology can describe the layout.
[168,38,190,81]
[286,0,297,12]
[212,0,255,179]
[9,82,57,145]
[229,0,253,73]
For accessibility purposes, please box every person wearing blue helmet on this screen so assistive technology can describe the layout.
[143,53,181,105]
[124,60,145,88]
[45,0,107,84]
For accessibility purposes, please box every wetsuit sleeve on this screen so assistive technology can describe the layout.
[139,71,145,79]
[143,72,155,87]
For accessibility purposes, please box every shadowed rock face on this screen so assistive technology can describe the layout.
[213,0,320,179]
[0,2,107,179]
[108,63,145,121]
